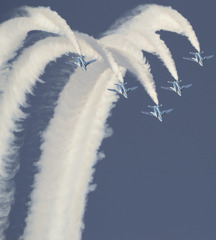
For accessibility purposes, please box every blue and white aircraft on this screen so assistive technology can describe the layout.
[66,56,96,70]
[108,82,138,98]
[161,80,192,96]
[141,104,173,122]
[183,51,214,66]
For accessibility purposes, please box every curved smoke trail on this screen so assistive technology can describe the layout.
[22,67,118,240]
[25,6,82,55]
[0,36,78,239]
[102,4,200,81]
[0,4,200,240]
[100,34,159,104]
[101,31,179,81]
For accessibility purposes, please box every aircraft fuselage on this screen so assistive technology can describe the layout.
[152,106,163,122]
[172,81,182,96]
[194,53,204,66]
[116,83,128,98]
[78,57,88,71]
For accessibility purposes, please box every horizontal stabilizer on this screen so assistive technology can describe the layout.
[141,111,155,117]
[161,86,173,92]
[65,61,79,66]
[182,84,192,90]
[86,59,96,66]
[183,57,196,62]
[162,108,173,115]
[205,55,214,60]
[107,89,119,94]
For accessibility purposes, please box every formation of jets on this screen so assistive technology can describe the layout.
[107,50,214,122]
[67,50,213,122]
[183,51,214,66]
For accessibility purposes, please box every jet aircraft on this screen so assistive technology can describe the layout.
[66,56,96,70]
[141,104,173,122]
[108,82,138,98]
[183,51,214,66]
[161,80,192,96]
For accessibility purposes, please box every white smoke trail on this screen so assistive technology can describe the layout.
[0,36,77,171]
[25,6,82,55]
[102,4,201,82]
[0,15,58,67]
[100,35,159,104]
[146,33,178,80]
[0,6,82,71]
[0,4,201,240]
[106,4,200,52]
[0,12,61,94]
[0,36,91,239]
[76,32,125,82]
[101,32,178,80]
[0,18,121,239]
[124,32,178,80]
[0,15,119,239]
[22,67,118,240]
[21,32,124,239]
[140,4,200,52]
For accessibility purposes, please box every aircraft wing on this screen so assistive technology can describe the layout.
[205,55,214,60]
[86,59,96,66]
[162,108,173,115]
[128,86,138,92]
[141,111,155,117]
[161,86,174,92]
[183,57,196,62]
[182,84,192,90]
[107,88,120,94]
[66,61,79,67]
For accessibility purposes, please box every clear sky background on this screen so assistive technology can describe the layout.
[1,0,216,240]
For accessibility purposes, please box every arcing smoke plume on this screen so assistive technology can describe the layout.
[0,4,200,240]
